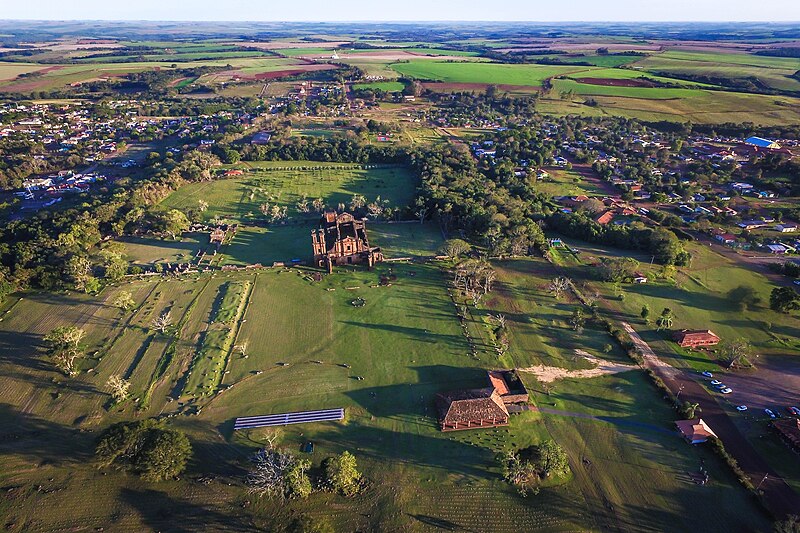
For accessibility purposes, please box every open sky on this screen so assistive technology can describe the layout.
[4,0,800,22]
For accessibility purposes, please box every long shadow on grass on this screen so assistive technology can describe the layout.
[0,330,49,369]
[0,402,96,467]
[120,488,253,532]
[340,321,464,348]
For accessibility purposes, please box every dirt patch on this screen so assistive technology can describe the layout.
[573,77,656,88]
[519,349,636,383]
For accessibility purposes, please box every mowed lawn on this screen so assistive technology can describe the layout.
[158,164,417,224]
[391,60,592,87]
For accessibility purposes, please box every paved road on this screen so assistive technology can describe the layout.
[623,322,800,518]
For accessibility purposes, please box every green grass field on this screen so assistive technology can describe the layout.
[352,80,406,92]
[391,60,591,87]
[158,163,417,224]
[0,238,772,530]
[635,50,800,93]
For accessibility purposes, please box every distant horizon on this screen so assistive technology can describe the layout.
[4,0,800,23]
[1,19,799,24]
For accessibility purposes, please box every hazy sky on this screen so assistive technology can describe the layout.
[4,0,800,22]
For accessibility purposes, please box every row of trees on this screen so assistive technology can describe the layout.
[247,447,363,500]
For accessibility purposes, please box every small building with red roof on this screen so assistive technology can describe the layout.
[673,330,720,348]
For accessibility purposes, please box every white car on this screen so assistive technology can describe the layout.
[765,409,777,419]
[702,371,713,378]
[736,405,748,412]
[710,380,722,386]
[720,388,733,394]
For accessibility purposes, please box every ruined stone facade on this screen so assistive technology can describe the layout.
[311,211,383,272]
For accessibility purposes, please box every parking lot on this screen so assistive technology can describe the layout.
[699,354,800,419]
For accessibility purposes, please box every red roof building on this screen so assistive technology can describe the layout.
[673,329,720,348]
[676,419,718,444]
[772,418,800,453]
[436,388,509,432]
[595,211,615,225]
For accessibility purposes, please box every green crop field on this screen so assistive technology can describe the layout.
[391,60,591,87]
[352,80,406,92]
[158,163,417,224]
[635,50,800,92]
[541,80,800,125]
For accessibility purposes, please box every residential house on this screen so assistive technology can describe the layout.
[676,419,718,444]
[673,330,720,348]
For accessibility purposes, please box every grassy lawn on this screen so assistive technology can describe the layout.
[158,164,417,224]
[0,245,773,530]
[119,234,207,266]
[534,167,610,197]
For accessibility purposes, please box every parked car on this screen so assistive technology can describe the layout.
[736,405,748,412]
[720,388,733,394]
[765,409,777,419]
[710,379,722,386]
[787,406,800,416]
[702,371,713,378]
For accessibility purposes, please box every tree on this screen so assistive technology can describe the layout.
[64,255,92,291]
[198,199,209,213]
[770,287,800,313]
[45,325,85,350]
[106,375,131,402]
[721,338,757,369]
[324,451,362,496]
[570,307,585,332]
[501,451,538,496]
[656,308,675,331]
[775,515,800,533]
[683,401,701,419]
[312,198,325,213]
[113,291,136,311]
[95,419,191,481]
[597,257,639,283]
[439,239,472,260]
[548,276,570,300]
[44,326,86,376]
[728,285,761,311]
[247,447,312,499]
[158,209,190,240]
[349,194,366,211]
[641,304,650,323]
[151,311,173,333]
[578,198,605,215]
[414,197,429,224]
[533,440,569,478]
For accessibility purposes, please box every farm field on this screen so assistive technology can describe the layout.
[352,80,405,92]
[635,50,800,92]
[158,163,417,224]
[539,84,800,125]
[391,60,591,87]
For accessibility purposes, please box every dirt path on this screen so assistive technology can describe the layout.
[622,322,800,519]
[519,349,636,383]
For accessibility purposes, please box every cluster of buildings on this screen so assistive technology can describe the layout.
[2,101,258,204]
